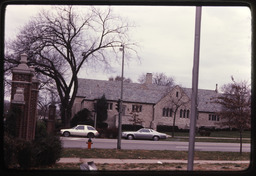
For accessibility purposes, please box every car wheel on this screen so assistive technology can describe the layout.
[87,133,95,138]
[153,136,159,141]
[127,135,134,140]
[63,131,70,137]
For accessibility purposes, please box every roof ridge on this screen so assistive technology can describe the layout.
[76,78,222,112]
[78,77,168,88]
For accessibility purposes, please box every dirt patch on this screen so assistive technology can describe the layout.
[96,163,250,171]
[62,148,250,161]
[27,162,250,171]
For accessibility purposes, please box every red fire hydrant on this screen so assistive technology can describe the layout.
[86,138,93,149]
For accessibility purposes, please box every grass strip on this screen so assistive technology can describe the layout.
[62,148,250,161]
[166,137,250,143]
[34,163,250,171]
[167,131,251,138]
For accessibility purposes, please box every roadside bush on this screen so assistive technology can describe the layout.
[98,127,118,138]
[4,134,17,168]
[4,127,62,168]
[199,130,211,136]
[4,135,34,169]
[4,106,22,137]
[14,135,62,168]
[106,127,118,138]
[71,108,93,127]
[35,120,48,140]
[55,119,63,133]
[157,125,179,132]
[16,139,34,169]
[97,122,108,129]
[4,115,62,169]
[33,135,62,166]
[122,124,143,131]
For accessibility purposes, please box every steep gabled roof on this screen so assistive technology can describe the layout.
[77,78,166,104]
[77,78,222,112]
[183,88,222,112]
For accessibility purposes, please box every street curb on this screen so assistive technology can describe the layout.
[58,158,250,164]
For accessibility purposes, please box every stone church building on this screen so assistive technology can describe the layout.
[72,73,223,130]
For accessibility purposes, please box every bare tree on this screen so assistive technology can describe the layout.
[213,77,251,154]
[5,6,137,127]
[37,84,60,120]
[138,72,175,86]
[166,86,190,138]
[108,76,132,83]
[129,112,144,126]
[153,72,175,86]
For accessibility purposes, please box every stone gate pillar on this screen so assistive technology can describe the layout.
[47,104,56,134]
[11,88,25,138]
[10,53,39,141]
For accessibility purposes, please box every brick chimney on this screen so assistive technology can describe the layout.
[145,73,152,84]
[215,84,218,93]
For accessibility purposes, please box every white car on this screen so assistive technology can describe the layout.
[122,128,167,141]
[60,125,99,138]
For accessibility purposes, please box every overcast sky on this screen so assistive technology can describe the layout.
[5,5,251,90]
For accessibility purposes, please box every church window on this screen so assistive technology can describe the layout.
[169,109,173,117]
[132,105,142,112]
[162,108,166,116]
[180,109,183,118]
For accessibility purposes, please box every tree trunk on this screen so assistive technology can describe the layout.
[239,130,243,155]
[61,104,72,128]
[172,113,177,138]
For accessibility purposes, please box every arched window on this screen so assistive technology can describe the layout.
[183,110,186,118]
[166,108,169,117]
[187,110,190,118]
[162,108,166,116]
[169,109,173,117]
[180,109,183,118]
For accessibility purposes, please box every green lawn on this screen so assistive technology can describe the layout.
[34,162,250,171]
[61,148,250,161]
[164,131,251,143]
[27,149,251,171]
[166,130,251,138]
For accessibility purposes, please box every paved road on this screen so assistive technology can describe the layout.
[61,137,251,152]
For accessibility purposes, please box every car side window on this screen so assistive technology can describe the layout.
[87,126,95,130]
[140,129,150,133]
[76,126,84,130]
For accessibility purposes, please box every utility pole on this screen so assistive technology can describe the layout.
[187,6,202,171]
[117,44,124,149]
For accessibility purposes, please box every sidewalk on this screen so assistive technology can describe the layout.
[58,158,250,164]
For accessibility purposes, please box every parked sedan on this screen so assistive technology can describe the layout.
[122,128,167,141]
[60,125,99,138]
